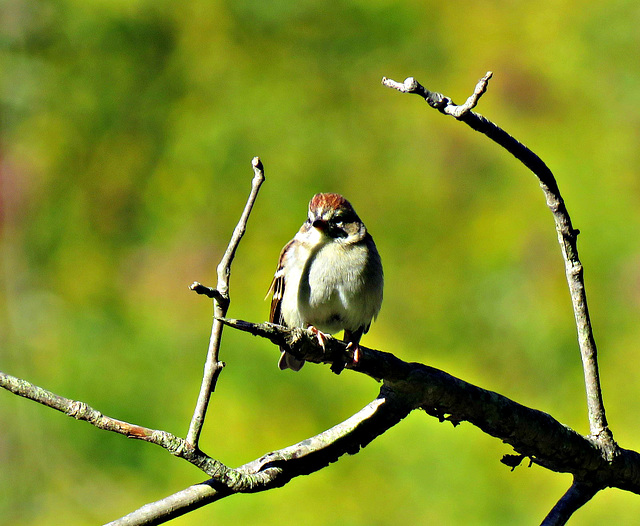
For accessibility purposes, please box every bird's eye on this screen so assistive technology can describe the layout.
[333,213,346,224]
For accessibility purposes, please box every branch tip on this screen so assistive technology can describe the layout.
[190,282,223,301]
[215,317,246,330]
[404,76,418,91]
[381,75,421,94]
[252,156,265,182]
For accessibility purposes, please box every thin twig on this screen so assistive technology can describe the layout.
[186,157,265,447]
[540,479,599,526]
[189,281,222,301]
[381,72,492,117]
[0,371,233,477]
[382,74,613,449]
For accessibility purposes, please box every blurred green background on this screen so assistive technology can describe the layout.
[2,0,640,524]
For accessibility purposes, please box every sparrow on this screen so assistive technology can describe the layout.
[268,193,384,371]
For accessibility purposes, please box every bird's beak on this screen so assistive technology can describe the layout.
[312,219,328,232]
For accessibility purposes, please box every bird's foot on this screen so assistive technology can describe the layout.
[308,326,329,351]
[309,326,345,374]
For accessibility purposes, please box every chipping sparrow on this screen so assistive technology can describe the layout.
[268,193,384,371]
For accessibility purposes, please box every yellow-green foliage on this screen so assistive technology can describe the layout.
[3,1,640,524]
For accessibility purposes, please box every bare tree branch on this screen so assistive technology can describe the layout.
[382,74,613,449]
[106,391,408,525]
[2,78,633,525]
[0,363,407,525]
[5,317,640,525]
[186,157,265,447]
[220,319,640,495]
[188,282,223,301]
[104,483,228,526]
[382,72,493,118]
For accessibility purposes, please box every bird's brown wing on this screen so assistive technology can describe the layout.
[267,240,305,371]
[267,240,293,325]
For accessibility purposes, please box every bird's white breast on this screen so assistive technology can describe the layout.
[280,233,382,334]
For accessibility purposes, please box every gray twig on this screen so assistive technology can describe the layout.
[0,371,231,477]
[186,157,265,447]
[381,72,492,117]
[189,281,222,301]
[382,74,613,450]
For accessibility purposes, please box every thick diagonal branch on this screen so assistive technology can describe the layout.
[382,74,611,447]
[221,319,640,494]
[186,157,265,447]
[5,320,640,526]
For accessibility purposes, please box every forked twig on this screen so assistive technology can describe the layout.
[186,157,265,447]
[382,72,492,118]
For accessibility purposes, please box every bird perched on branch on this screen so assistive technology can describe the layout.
[268,193,384,371]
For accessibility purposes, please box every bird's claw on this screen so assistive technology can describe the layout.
[308,326,329,351]
[307,326,361,374]
[345,341,361,364]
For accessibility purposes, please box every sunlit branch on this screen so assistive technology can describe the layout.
[382,73,612,448]
[0,370,231,477]
[221,319,635,485]
[186,157,265,447]
[106,393,408,525]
